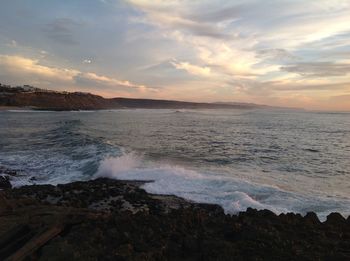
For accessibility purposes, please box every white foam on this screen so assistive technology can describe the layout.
[228,191,266,212]
[94,153,285,213]
[95,152,141,178]
[4,150,348,221]
[0,149,97,187]
[94,153,350,221]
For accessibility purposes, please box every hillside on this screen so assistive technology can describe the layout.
[0,84,273,111]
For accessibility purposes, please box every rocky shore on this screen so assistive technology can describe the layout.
[0,178,350,260]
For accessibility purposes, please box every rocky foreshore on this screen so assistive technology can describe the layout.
[0,178,350,260]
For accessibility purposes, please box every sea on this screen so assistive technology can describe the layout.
[1,109,349,220]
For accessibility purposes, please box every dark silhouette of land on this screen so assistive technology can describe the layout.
[0,83,283,111]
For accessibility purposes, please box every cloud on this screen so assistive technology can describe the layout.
[74,72,148,90]
[156,15,231,40]
[43,18,80,45]
[0,55,78,82]
[304,31,350,51]
[0,55,152,94]
[187,4,242,23]
[281,62,350,77]
[256,49,298,62]
[1,0,350,109]
[126,0,284,80]
[170,60,211,77]
[6,40,17,47]
[128,0,233,40]
[125,0,350,109]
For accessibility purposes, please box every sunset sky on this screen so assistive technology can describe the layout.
[1,0,350,110]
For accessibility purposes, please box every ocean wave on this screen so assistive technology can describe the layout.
[94,152,350,221]
[2,109,350,222]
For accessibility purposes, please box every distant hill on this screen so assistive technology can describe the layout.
[0,83,282,111]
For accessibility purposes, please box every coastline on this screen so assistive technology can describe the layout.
[1,178,349,260]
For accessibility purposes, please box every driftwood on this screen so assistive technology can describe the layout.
[0,197,107,260]
[0,225,33,260]
[5,225,64,261]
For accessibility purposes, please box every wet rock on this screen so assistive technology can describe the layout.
[0,176,12,189]
[0,166,18,177]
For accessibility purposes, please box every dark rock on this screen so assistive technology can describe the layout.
[115,243,133,257]
[278,212,303,224]
[0,178,349,260]
[0,176,12,189]
[304,212,320,225]
[0,166,18,177]
[0,224,34,259]
[325,212,346,225]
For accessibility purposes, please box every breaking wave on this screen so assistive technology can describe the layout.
[2,109,350,222]
[95,153,350,221]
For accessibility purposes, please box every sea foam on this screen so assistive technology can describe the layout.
[94,153,285,214]
[95,152,141,178]
[94,152,350,221]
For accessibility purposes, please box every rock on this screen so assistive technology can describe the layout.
[325,212,346,225]
[0,166,17,177]
[304,212,320,225]
[115,244,133,257]
[0,176,12,189]
[0,178,349,260]
[0,225,33,259]
[279,212,303,224]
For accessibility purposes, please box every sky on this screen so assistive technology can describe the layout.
[0,0,350,110]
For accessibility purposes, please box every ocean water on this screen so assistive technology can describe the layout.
[0,109,349,220]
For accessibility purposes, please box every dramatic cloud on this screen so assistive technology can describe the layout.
[0,55,78,82]
[0,0,349,110]
[0,55,152,96]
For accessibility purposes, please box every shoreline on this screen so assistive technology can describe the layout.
[1,105,349,114]
[1,178,350,260]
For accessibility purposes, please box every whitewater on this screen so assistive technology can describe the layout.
[1,109,349,221]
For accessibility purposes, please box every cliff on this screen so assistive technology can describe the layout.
[0,84,272,111]
[1,91,118,110]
